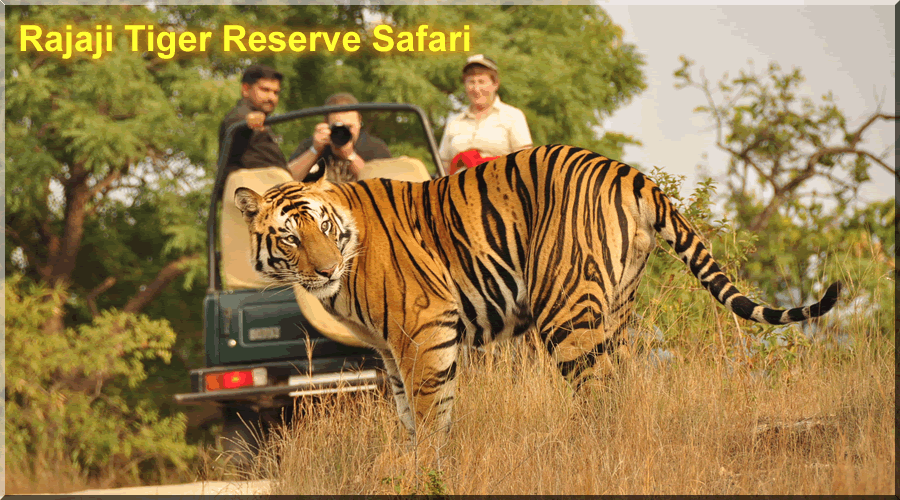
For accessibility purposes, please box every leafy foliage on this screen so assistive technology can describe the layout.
[380,467,448,495]
[669,56,894,324]
[6,5,223,310]
[637,167,893,390]
[5,275,197,481]
[366,5,647,158]
[225,4,647,160]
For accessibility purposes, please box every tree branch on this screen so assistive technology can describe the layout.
[733,137,777,187]
[123,254,200,314]
[748,165,818,232]
[85,276,117,317]
[847,113,896,146]
[30,52,50,71]
[89,169,123,199]
[819,171,858,193]
[860,150,896,176]
[38,179,62,267]
[49,167,92,287]
[84,168,126,218]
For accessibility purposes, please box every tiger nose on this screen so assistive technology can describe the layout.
[316,265,337,278]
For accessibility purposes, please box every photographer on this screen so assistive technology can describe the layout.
[288,93,391,183]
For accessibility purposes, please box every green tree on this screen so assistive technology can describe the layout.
[6,5,233,334]
[670,56,894,334]
[674,56,894,233]
[5,4,239,485]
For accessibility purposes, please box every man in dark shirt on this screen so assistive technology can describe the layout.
[219,64,295,289]
[218,64,289,177]
[287,93,391,182]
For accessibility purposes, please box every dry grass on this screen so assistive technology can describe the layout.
[5,457,200,495]
[8,257,892,496]
[5,463,99,495]
[245,320,894,495]
[5,429,252,495]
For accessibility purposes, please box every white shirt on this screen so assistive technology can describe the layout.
[438,96,533,165]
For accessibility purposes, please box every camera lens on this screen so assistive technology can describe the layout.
[330,123,352,147]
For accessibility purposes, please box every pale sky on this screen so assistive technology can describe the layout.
[598,3,895,204]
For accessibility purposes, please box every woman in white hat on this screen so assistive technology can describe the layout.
[438,54,533,174]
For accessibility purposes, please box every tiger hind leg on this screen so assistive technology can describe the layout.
[541,224,653,389]
[405,342,460,438]
[541,321,631,390]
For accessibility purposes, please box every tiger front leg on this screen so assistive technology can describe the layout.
[392,323,460,447]
[377,349,415,437]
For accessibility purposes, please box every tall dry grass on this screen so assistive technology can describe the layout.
[240,307,894,495]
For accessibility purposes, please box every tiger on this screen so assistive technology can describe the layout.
[234,144,841,439]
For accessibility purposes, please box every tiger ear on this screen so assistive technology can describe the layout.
[234,187,263,224]
[312,171,330,187]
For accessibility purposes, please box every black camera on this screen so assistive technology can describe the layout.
[329,122,353,147]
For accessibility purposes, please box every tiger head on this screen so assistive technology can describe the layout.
[234,180,358,299]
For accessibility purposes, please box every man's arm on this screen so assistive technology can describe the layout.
[289,123,338,181]
[219,105,267,169]
[333,141,365,177]
[219,111,253,169]
[508,107,533,152]
[287,138,322,181]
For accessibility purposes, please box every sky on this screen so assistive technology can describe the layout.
[597,3,895,204]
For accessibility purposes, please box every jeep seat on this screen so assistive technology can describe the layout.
[220,166,294,290]
[357,156,432,182]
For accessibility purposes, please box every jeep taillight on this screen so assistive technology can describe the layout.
[205,368,267,391]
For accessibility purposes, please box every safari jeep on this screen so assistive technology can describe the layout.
[174,103,446,460]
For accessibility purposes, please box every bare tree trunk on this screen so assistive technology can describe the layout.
[49,165,92,287]
[38,166,93,334]
[35,161,199,331]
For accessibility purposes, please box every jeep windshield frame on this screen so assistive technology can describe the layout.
[208,103,444,292]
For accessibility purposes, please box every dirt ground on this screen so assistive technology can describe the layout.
[59,480,271,495]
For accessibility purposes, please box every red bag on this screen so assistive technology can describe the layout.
[449,149,499,175]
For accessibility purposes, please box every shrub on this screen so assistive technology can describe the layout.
[5,274,197,486]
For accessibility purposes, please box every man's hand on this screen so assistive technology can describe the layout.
[246,111,267,130]
[334,141,363,176]
[311,122,331,154]
[335,141,356,161]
